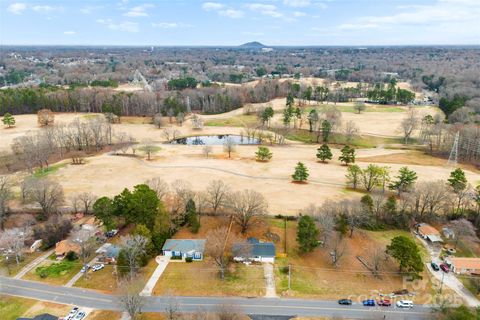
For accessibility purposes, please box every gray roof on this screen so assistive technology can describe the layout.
[162,239,206,253]
[233,240,276,258]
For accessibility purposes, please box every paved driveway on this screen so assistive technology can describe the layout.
[140,255,170,296]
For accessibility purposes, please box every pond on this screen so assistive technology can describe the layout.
[170,134,259,145]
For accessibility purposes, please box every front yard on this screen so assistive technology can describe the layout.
[22,259,82,285]
[153,259,265,297]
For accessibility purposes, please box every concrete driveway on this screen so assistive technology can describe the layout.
[140,255,170,296]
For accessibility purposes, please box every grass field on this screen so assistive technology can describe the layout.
[304,104,406,114]
[204,114,258,127]
[0,296,37,320]
[23,260,82,285]
[153,260,266,297]
[0,251,44,276]
[33,162,68,178]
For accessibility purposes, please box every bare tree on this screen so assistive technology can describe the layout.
[206,180,230,214]
[72,229,96,279]
[368,248,385,278]
[118,278,145,320]
[153,113,163,128]
[162,128,180,142]
[0,227,32,264]
[146,177,170,201]
[202,145,213,158]
[329,233,347,268]
[215,304,244,320]
[344,120,359,144]
[223,137,237,158]
[450,219,477,250]
[205,226,230,279]
[120,235,148,279]
[227,189,268,233]
[37,109,55,126]
[191,114,204,130]
[0,176,12,230]
[77,192,97,215]
[400,108,419,144]
[170,179,195,225]
[138,141,161,160]
[165,296,180,320]
[25,177,65,218]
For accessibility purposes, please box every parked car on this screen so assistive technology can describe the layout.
[440,263,450,273]
[396,300,414,308]
[362,299,375,306]
[105,229,118,238]
[431,262,440,271]
[80,264,90,273]
[377,299,391,306]
[65,307,79,320]
[73,311,86,320]
[338,299,352,305]
[92,264,105,272]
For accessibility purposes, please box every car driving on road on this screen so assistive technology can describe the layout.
[362,299,375,306]
[377,299,391,306]
[396,300,414,308]
[338,299,352,305]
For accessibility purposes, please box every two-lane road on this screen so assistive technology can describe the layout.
[0,276,432,319]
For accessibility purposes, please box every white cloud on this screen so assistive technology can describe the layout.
[63,31,76,35]
[123,4,154,17]
[97,19,139,33]
[202,2,224,11]
[283,0,311,7]
[246,3,283,18]
[151,22,192,29]
[7,3,26,14]
[293,11,306,17]
[32,5,55,13]
[219,9,244,19]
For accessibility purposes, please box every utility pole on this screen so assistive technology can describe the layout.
[288,264,291,291]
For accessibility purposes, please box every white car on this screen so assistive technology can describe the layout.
[92,263,105,272]
[73,311,86,320]
[80,264,90,273]
[65,306,79,320]
[396,300,414,308]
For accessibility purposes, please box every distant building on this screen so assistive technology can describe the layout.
[447,257,480,275]
[162,239,205,261]
[442,227,455,239]
[416,223,443,243]
[233,238,276,263]
[96,243,121,264]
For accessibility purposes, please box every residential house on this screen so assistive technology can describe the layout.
[233,238,276,263]
[54,240,81,259]
[162,239,205,261]
[17,313,58,320]
[446,257,480,275]
[81,217,98,232]
[417,223,443,243]
[96,243,121,264]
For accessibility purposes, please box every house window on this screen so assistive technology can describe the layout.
[172,251,181,257]
[194,252,202,259]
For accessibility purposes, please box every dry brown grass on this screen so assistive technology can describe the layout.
[88,310,122,320]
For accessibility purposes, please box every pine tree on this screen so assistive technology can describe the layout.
[297,215,319,253]
[316,144,332,163]
[186,199,200,233]
[292,162,309,182]
[389,167,418,195]
[321,120,332,143]
[339,145,355,165]
[2,113,15,128]
[448,168,468,193]
[255,146,273,161]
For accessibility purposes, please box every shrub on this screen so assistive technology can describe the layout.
[185,257,193,263]
[65,251,78,261]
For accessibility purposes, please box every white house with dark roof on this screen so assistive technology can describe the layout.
[162,239,205,261]
[233,238,276,263]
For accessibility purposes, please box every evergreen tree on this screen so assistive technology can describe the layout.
[316,144,332,163]
[321,120,332,143]
[152,203,171,252]
[186,199,200,233]
[389,167,418,195]
[361,194,374,214]
[117,249,129,277]
[297,215,319,253]
[448,168,468,193]
[2,113,15,128]
[386,236,424,277]
[255,146,273,161]
[292,162,309,182]
[339,145,355,165]
[113,184,159,230]
[93,197,116,231]
[261,107,274,126]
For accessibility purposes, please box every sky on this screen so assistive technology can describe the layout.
[1,0,479,46]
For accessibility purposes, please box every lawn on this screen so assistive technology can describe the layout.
[33,162,68,178]
[204,114,258,127]
[0,296,37,320]
[23,260,82,285]
[88,310,122,320]
[0,251,44,277]
[152,260,266,297]
[304,104,406,114]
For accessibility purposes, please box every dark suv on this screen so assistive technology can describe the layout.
[338,299,352,305]
[431,262,440,271]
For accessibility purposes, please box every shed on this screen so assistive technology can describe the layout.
[233,238,276,263]
[162,239,205,261]
[417,223,442,242]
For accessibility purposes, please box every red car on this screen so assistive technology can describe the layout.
[440,263,450,273]
[377,299,391,307]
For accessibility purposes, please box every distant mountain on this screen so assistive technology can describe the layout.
[239,41,267,48]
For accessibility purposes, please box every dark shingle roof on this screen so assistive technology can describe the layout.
[162,239,206,253]
[233,239,275,258]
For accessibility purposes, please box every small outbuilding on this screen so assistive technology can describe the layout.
[442,227,455,239]
[162,239,205,261]
[417,223,443,243]
[233,238,276,263]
